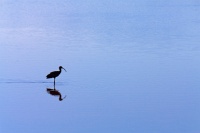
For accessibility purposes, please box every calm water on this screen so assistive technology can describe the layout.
[1,1,200,133]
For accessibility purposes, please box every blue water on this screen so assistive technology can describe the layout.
[0,1,200,133]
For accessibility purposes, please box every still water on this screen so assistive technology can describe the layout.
[0,1,200,133]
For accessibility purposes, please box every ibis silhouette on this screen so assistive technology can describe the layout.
[46,66,66,85]
[47,88,66,101]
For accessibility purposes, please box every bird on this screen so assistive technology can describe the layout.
[46,66,66,85]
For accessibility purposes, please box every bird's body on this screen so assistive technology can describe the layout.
[46,70,61,79]
[46,66,66,85]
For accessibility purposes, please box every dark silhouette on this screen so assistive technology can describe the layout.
[47,88,66,101]
[46,66,66,85]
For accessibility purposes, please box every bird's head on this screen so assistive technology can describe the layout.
[59,66,67,72]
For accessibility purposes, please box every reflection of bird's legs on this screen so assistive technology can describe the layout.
[54,78,55,89]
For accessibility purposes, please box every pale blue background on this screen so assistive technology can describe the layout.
[0,0,200,133]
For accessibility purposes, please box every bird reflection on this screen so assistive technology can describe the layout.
[46,88,66,101]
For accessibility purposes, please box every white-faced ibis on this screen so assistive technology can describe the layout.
[46,66,66,85]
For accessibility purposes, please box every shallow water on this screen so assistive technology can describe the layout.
[1,1,200,133]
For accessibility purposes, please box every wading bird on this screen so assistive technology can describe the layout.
[46,66,66,85]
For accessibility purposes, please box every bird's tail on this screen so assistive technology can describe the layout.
[46,74,51,79]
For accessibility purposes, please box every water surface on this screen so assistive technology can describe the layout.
[0,1,200,133]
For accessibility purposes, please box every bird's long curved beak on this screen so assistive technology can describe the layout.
[62,67,67,72]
